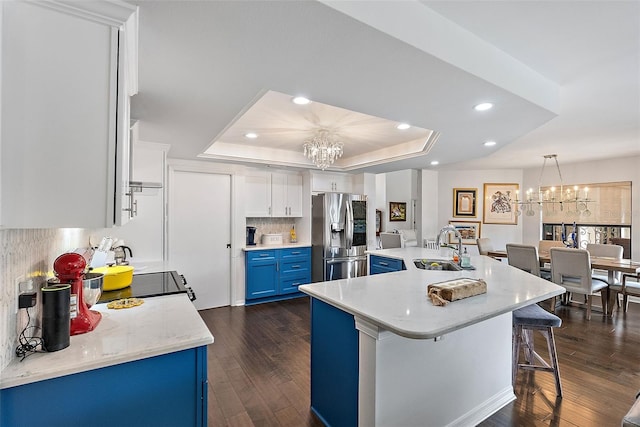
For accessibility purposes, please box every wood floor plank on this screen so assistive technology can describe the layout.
[199,296,640,426]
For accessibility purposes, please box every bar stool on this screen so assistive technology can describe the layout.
[512,304,563,397]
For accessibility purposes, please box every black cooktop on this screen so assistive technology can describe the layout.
[98,270,195,303]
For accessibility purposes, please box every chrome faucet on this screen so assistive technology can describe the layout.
[436,224,462,258]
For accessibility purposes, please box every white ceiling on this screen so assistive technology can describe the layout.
[130,0,640,173]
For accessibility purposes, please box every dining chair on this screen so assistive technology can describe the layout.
[550,247,608,320]
[586,243,624,284]
[379,232,402,249]
[506,244,541,277]
[476,238,494,256]
[506,244,563,397]
[424,238,438,250]
[589,241,639,312]
[507,243,555,309]
[617,273,640,313]
[398,229,418,247]
[610,237,631,259]
[538,240,565,279]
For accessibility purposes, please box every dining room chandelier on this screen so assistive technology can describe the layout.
[303,129,343,170]
[513,154,594,217]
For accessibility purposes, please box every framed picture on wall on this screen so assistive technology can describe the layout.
[448,221,481,244]
[389,202,406,221]
[483,183,519,225]
[453,188,477,217]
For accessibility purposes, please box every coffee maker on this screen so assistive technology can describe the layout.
[246,226,257,246]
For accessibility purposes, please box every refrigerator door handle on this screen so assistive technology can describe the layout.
[326,256,367,265]
[345,198,353,249]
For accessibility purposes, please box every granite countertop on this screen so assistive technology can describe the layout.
[243,243,311,251]
[1,294,213,389]
[299,247,565,340]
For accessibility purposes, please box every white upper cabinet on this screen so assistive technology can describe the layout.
[271,172,302,217]
[245,171,272,217]
[310,171,353,194]
[245,171,302,217]
[0,1,138,228]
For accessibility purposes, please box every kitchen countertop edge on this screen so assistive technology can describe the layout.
[243,243,311,251]
[1,294,213,389]
[299,247,565,340]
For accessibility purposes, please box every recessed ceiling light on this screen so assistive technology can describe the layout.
[396,123,410,130]
[430,160,439,166]
[474,102,493,111]
[484,141,497,147]
[244,132,258,139]
[292,96,311,105]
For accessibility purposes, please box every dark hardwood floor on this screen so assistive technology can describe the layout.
[199,297,640,426]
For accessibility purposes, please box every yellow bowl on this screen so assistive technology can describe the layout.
[92,266,134,291]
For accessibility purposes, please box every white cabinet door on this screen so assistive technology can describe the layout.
[245,171,271,217]
[311,172,353,193]
[286,174,303,217]
[271,172,287,217]
[0,2,136,228]
[246,171,302,217]
[271,172,302,217]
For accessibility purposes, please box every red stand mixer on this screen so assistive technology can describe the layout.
[53,253,101,335]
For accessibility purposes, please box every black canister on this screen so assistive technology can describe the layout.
[42,283,71,352]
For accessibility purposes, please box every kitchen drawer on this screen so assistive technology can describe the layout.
[370,265,403,275]
[247,250,277,263]
[280,247,311,260]
[279,274,309,295]
[370,255,404,272]
[280,259,311,277]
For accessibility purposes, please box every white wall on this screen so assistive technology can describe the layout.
[384,170,415,232]
[421,169,439,242]
[437,169,523,255]
[521,155,640,259]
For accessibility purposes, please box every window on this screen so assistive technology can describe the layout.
[542,181,631,251]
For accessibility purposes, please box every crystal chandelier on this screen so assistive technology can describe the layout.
[303,129,343,170]
[513,154,593,217]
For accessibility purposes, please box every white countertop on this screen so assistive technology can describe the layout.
[243,243,311,251]
[1,294,213,389]
[299,247,565,340]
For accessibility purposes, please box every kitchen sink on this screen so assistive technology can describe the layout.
[413,259,462,271]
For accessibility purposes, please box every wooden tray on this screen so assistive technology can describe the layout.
[427,278,487,306]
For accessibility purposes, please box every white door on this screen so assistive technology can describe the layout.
[168,170,231,310]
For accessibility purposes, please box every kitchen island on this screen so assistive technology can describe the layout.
[1,294,213,427]
[299,247,565,427]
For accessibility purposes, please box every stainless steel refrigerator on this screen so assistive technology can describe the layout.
[312,193,368,282]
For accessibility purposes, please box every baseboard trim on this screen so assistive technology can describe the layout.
[446,386,516,427]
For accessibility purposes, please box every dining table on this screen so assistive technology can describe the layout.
[487,249,640,316]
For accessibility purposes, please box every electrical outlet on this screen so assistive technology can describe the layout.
[14,275,25,314]
[16,277,36,313]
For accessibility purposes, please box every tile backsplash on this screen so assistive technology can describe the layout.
[246,218,300,244]
[0,228,90,371]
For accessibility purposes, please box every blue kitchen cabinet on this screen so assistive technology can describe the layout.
[1,346,208,427]
[246,247,311,304]
[246,249,279,299]
[369,255,405,275]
